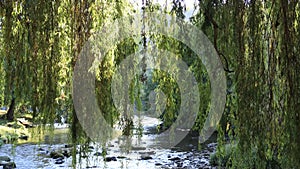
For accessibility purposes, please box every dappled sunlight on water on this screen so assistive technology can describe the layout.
[0,116,216,169]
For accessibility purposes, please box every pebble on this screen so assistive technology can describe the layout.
[18,135,29,140]
[131,146,147,151]
[140,155,153,160]
[104,156,117,162]
[93,152,102,156]
[64,144,73,148]
[169,156,181,161]
[55,159,65,164]
[62,150,71,158]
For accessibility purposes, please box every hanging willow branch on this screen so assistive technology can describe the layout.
[140,0,147,83]
[0,1,4,12]
[203,9,234,73]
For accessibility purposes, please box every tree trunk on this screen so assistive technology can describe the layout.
[6,98,15,121]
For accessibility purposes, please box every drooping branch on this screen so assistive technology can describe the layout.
[203,9,234,73]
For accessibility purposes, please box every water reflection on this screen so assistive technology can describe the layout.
[0,116,216,169]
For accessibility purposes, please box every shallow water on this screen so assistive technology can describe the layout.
[0,116,217,169]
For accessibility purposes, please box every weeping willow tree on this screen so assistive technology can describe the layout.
[195,0,300,168]
[1,0,300,168]
[233,1,300,168]
[67,0,136,166]
[0,0,138,166]
[278,0,300,167]
[0,0,61,122]
[0,2,5,107]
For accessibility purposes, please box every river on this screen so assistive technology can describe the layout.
[0,116,217,169]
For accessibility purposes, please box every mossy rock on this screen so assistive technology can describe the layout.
[0,125,29,144]
[50,151,65,159]
[2,162,16,169]
[16,113,33,120]
[210,143,237,167]
[0,156,11,162]
[6,121,23,129]
[0,119,8,126]
[1,133,18,144]
[209,153,218,166]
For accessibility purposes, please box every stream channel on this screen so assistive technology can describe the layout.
[0,116,217,169]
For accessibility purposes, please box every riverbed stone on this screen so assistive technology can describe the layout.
[155,162,162,166]
[55,159,65,164]
[140,155,153,160]
[2,162,16,169]
[62,150,71,158]
[38,147,45,151]
[117,156,126,159]
[131,146,146,151]
[104,156,117,162]
[86,165,97,168]
[50,151,64,159]
[169,156,181,161]
[176,161,183,167]
[64,144,73,148]
[138,151,155,155]
[94,152,102,156]
[0,156,10,162]
[80,154,88,158]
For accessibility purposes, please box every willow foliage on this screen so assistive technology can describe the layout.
[197,0,300,168]
[0,0,299,168]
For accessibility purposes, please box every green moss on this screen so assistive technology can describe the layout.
[16,113,33,120]
[0,138,3,146]
[209,152,218,166]
[0,124,29,144]
[210,143,237,167]
[0,110,6,116]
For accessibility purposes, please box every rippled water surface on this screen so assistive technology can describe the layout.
[0,116,217,169]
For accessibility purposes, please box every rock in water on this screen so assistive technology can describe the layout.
[140,155,153,160]
[55,159,65,165]
[93,152,102,156]
[64,144,73,148]
[3,162,16,169]
[104,156,117,162]
[131,146,146,151]
[50,151,64,159]
[0,156,11,162]
[168,156,181,161]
